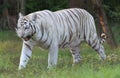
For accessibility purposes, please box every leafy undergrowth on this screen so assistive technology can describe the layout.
[0,31,120,78]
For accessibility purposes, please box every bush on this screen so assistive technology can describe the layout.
[103,0,120,19]
[25,0,69,14]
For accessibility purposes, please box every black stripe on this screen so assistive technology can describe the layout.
[26,54,30,59]
[45,11,55,21]
[84,28,86,40]
[88,40,91,46]
[91,38,96,45]
[25,43,32,51]
[41,11,50,16]
[92,40,98,49]
[29,23,34,36]
[67,10,78,25]
[40,24,44,40]
[60,36,67,48]
[69,31,73,42]
[62,42,68,48]
[94,44,100,52]
[56,14,61,26]
[63,11,73,30]
[63,11,73,41]
[78,34,80,38]
[33,14,37,21]
[59,13,66,29]
[69,9,79,20]
[68,26,73,42]
[72,52,76,55]
[42,32,49,43]
[71,49,76,52]
[33,24,36,34]
[47,40,53,48]
[65,11,72,27]
[88,34,91,46]
[23,18,28,21]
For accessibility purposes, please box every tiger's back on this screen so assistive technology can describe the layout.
[50,8,97,48]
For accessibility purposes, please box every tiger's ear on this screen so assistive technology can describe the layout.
[19,12,23,18]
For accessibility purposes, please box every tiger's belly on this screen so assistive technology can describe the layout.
[36,41,50,49]
[59,42,71,49]
[59,37,84,49]
[30,35,82,50]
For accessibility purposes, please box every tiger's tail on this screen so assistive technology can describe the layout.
[100,33,107,44]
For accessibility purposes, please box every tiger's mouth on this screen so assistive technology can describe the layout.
[23,35,31,41]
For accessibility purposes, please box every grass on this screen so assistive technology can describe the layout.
[0,29,120,78]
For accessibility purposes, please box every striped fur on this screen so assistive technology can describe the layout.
[16,8,106,70]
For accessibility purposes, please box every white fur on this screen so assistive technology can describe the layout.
[17,8,106,70]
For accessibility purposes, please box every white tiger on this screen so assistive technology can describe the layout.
[16,8,106,70]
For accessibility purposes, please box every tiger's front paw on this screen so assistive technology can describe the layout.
[18,65,25,70]
[47,64,56,69]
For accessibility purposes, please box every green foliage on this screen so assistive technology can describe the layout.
[25,0,69,14]
[103,0,120,19]
[0,2,10,14]
[25,0,120,19]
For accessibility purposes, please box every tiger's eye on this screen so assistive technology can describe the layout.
[24,22,27,24]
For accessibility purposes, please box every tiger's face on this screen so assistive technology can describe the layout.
[16,13,34,41]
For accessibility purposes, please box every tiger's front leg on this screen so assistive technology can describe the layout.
[47,43,58,69]
[19,42,33,70]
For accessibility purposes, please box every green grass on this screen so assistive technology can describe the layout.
[0,30,120,78]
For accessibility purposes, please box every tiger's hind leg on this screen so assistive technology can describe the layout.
[70,45,81,65]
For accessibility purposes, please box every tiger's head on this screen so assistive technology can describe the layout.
[16,13,36,41]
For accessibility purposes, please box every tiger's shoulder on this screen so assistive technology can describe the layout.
[31,9,52,13]
[26,8,87,16]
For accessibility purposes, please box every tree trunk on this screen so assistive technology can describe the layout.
[69,0,93,11]
[2,0,9,30]
[92,0,117,48]
[69,0,85,8]
[20,0,25,14]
